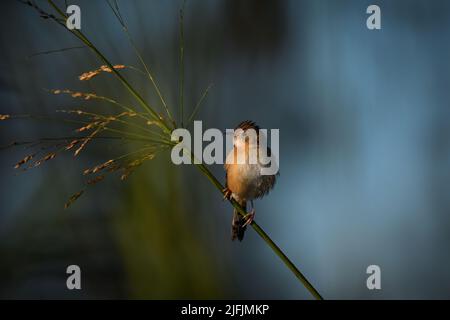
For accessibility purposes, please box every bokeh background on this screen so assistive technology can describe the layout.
[1,0,450,299]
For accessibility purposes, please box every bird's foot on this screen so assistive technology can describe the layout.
[222,187,232,201]
[243,209,255,227]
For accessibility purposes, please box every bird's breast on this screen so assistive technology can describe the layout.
[226,162,262,201]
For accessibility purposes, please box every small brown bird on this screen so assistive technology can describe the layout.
[223,121,277,241]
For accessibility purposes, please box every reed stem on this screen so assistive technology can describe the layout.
[35,0,324,300]
[196,162,323,300]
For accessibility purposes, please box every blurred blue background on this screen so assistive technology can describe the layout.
[1,0,450,299]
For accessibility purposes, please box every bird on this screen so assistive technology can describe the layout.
[223,120,278,241]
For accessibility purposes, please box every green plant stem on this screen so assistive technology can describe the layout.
[187,83,213,126]
[106,0,176,128]
[196,162,323,300]
[179,1,185,127]
[188,148,323,299]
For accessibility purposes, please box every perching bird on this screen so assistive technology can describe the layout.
[223,121,277,241]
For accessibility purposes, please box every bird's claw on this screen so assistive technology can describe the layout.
[243,209,255,227]
[222,187,232,201]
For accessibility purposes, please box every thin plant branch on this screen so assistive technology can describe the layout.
[179,0,186,127]
[27,45,87,59]
[187,83,213,126]
[106,0,176,128]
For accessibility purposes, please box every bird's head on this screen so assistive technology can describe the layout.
[233,120,260,148]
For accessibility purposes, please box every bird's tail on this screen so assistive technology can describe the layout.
[231,201,247,241]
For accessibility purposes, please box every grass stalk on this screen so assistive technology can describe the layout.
[106,0,176,128]
[194,161,323,300]
[179,0,185,127]
[23,0,325,300]
[187,84,213,126]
